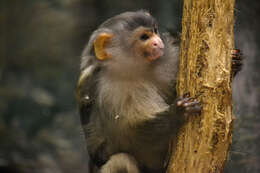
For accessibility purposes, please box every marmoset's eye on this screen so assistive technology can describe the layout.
[140,33,149,41]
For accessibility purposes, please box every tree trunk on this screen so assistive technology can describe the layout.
[167,0,235,173]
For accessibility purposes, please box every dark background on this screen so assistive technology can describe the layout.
[0,0,259,173]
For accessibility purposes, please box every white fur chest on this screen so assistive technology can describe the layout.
[97,76,169,124]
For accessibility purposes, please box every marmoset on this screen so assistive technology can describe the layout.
[76,10,242,173]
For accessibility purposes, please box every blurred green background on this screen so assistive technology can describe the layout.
[0,0,259,173]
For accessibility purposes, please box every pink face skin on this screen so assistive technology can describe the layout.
[148,34,164,61]
[146,34,164,61]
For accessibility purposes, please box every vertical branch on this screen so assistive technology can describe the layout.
[167,0,235,172]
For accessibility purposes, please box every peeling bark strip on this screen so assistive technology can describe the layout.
[167,0,235,173]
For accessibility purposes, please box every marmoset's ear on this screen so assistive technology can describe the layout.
[94,33,114,60]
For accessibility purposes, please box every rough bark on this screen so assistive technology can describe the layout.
[167,0,235,173]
